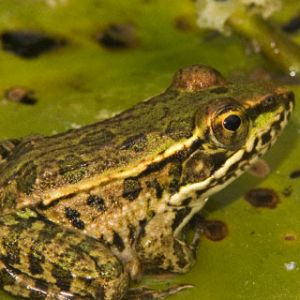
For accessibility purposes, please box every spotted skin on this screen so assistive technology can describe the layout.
[0,210,128,299]
[0,65,294,299]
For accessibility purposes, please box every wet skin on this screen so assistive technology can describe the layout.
[0,65,295,299]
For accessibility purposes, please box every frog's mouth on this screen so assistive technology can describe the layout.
[169,91,294,206]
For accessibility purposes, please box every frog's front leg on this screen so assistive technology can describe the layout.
[0,209,129,300]
[136,211,197,274]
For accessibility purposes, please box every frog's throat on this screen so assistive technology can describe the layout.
[168,99,293,207]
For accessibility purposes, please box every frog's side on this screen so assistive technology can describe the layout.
[0,65,294,300]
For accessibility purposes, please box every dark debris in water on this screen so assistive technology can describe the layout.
[200,219,229,242]
[284,233,297,241]
[97,23,138,50]
[1,30,66,58]
[282,13,300,33]
[282,186,293,197]
[4,87,37,105]
[244,188,279,209]
[174,15,194,32]
[290,170,300,179]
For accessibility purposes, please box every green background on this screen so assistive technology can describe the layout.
[0,1,299,299]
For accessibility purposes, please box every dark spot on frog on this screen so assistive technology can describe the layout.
[211,152,227,172]
[136,219,148,242]
[4,87,37,105]
[168,162,182,194]
[38,222,61,241]
[172,207,192,231]
[0,267,16,286]
[16,161,37,195]
[146,179,163,199]
[97,23,138,50]
[261,131,272,145]
[2,239,20,265]
[282,13,300,33]
[201,219,228,241]
[28,253,44,275]
[289,170,300,179]
[128,225,136,245]
[1,30,66,58]
[0,146,10,161]
[173,239,188,269]
[169,161,182,179]
[29,289,47,300]
[182,197,192,206]
[144,255,165,273]
[34,279,49,296]
[168,178,180,194]
[51,264,73,291]
[120,133,148,152]
[245,188,279,208]
[65,207,85,230]
[282,186,293,197]
[87,195,106,212]
[113,232,125,252]
[122,177,142,201]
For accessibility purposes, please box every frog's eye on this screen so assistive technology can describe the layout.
[222,114,241,131]
[211,105,249,150]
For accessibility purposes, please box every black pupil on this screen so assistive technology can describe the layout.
[223,115,241,131]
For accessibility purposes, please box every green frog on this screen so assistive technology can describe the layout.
[0,65,294,300]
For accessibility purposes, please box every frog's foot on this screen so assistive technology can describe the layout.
[0,210,129,300]
[127,284,193,300]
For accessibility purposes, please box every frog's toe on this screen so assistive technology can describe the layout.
[127,284,194,300]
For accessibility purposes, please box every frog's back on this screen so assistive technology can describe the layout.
[0,85,210,211]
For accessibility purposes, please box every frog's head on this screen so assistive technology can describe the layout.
[169,65,295,203]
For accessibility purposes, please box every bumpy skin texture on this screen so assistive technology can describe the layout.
[0,65,294,299]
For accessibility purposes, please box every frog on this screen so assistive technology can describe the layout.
[0,64,294,300]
